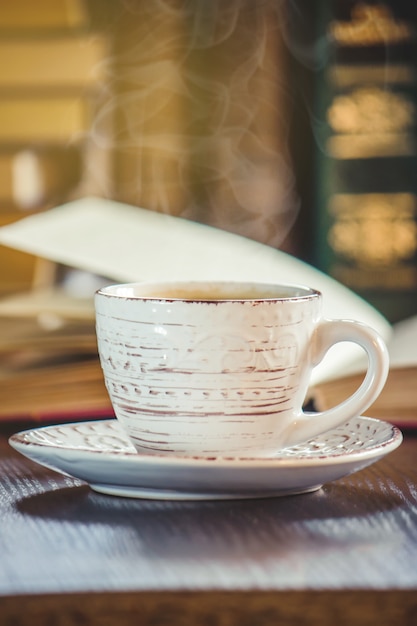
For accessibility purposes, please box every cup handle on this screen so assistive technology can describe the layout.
[285,319,390,447]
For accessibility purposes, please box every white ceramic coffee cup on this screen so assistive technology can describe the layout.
[95,280,389,458]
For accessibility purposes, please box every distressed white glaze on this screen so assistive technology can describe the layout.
[8,417,403,500]
[95,281,389,457]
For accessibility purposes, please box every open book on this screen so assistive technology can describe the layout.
[0,196,414,427]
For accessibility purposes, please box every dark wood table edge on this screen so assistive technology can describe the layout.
[1,590,416,626]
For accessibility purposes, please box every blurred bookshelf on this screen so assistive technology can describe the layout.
[1,0,302,299]
[310,0,417,323]
[3,0,417,326]
[0,0,113,296]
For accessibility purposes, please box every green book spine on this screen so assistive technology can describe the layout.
[312,0,417,323]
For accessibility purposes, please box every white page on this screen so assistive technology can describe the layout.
[0,196,391,384]
[388,315,417,368]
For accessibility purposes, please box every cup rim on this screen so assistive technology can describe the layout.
[95,281,321,303]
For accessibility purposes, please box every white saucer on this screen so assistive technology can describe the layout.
[9,416,402,500]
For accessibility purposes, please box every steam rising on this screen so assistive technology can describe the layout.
[91,0,299,248]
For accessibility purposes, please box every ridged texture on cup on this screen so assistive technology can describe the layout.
[95,293,318,457]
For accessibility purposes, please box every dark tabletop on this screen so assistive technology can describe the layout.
[0,420,417,626]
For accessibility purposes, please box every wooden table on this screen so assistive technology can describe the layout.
[0,419,416,626]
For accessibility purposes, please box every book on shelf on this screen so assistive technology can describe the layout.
[0,195,415,429]
[0,0,90,33]
[312,1,417,324]
[0,35,109,90]
[0,96,94,144]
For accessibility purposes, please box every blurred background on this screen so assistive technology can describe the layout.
[1,0,417,316]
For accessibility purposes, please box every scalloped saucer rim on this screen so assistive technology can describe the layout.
[8,416,402,500]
